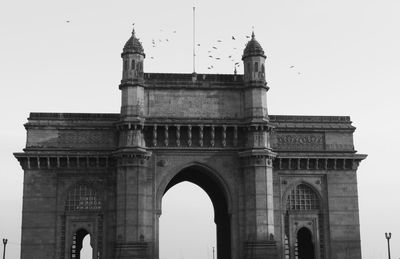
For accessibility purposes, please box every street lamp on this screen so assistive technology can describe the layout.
[2,239,7,259]
[385,232,391,259]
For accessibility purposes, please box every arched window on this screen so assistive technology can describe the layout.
[65,184,102,211]
[131,59,135,70]
[261,64,265,73]
[285,184,323,259]
[254,62,259,72]
[123,60,128,71]
[287,184,319,211]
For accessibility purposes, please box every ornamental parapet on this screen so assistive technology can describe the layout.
[141,123,272,149]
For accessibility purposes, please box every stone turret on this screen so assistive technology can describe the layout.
[120,26,145,122]
[242,31,266,84]
[242,31,269,122]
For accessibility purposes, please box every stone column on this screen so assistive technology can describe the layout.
[115,150,153,259]
[239,126,278,259]
[115,122,154,259]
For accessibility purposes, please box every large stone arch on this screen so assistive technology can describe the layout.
[156,161,233,214]
[156,162,233,259]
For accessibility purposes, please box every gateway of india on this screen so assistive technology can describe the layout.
[14,26,366,259]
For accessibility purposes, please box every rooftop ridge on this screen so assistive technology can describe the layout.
[144,72,244,82]
[28,113,352,124]
[269,115,351,123]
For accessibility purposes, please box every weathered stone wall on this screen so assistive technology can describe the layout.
[146,89,243,119]
[16,97,365,259]
[21,170,57,259]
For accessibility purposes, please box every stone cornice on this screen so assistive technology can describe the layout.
[273,154,367,171]
[14,152,116,170]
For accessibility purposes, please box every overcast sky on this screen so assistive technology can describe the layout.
[1,0,399,258]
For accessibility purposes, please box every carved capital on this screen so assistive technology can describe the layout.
[114,150,152,167]
[239,149,276,168]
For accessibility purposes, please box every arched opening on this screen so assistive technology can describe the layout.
[160,182,216,259]
[297,227,315,259]
[160,165,231,259]
[71,229,93,259]
[80,234,93,259]
[284,183,323,259]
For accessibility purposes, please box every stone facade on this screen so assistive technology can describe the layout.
[14,28,366,259]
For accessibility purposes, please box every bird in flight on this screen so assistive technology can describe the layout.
[212,46,217,49]
[290,65,295,68]
[66,20,70,23]
[232,36,235,40]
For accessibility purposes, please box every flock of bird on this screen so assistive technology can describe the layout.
[65,21,302,74]
[146,29,255,72]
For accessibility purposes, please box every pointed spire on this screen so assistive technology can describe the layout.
[251,31,255,40]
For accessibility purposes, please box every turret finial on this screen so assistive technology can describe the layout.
[251,26,255,39]
[131,23,135,36]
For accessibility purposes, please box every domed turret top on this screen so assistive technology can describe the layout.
[123,26,145,56]
[242,31,266,59]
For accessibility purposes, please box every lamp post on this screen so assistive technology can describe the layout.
[385,232,391,259]
[2,239,7,259]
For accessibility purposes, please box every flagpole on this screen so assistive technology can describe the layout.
[193,5,196,74]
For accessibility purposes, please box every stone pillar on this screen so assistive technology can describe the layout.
[115,149,153,259]
[115,121,153,258]
[239,125,278,259]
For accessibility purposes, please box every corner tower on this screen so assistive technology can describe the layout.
[120,26,145,122]
[239,31,278,259]
[243,31,266,84]
[115,27,152,259]
[242,31,269,122]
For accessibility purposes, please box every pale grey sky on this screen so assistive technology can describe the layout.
[0,0,399,258]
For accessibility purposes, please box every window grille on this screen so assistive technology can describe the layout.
[287,184,319,211]
[65,184,102,211]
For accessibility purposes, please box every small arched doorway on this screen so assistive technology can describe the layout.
[71,228,93,259]
[160,165,231,259]
[297,227,315,259]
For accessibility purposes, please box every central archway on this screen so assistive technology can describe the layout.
[160,164,231,259]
